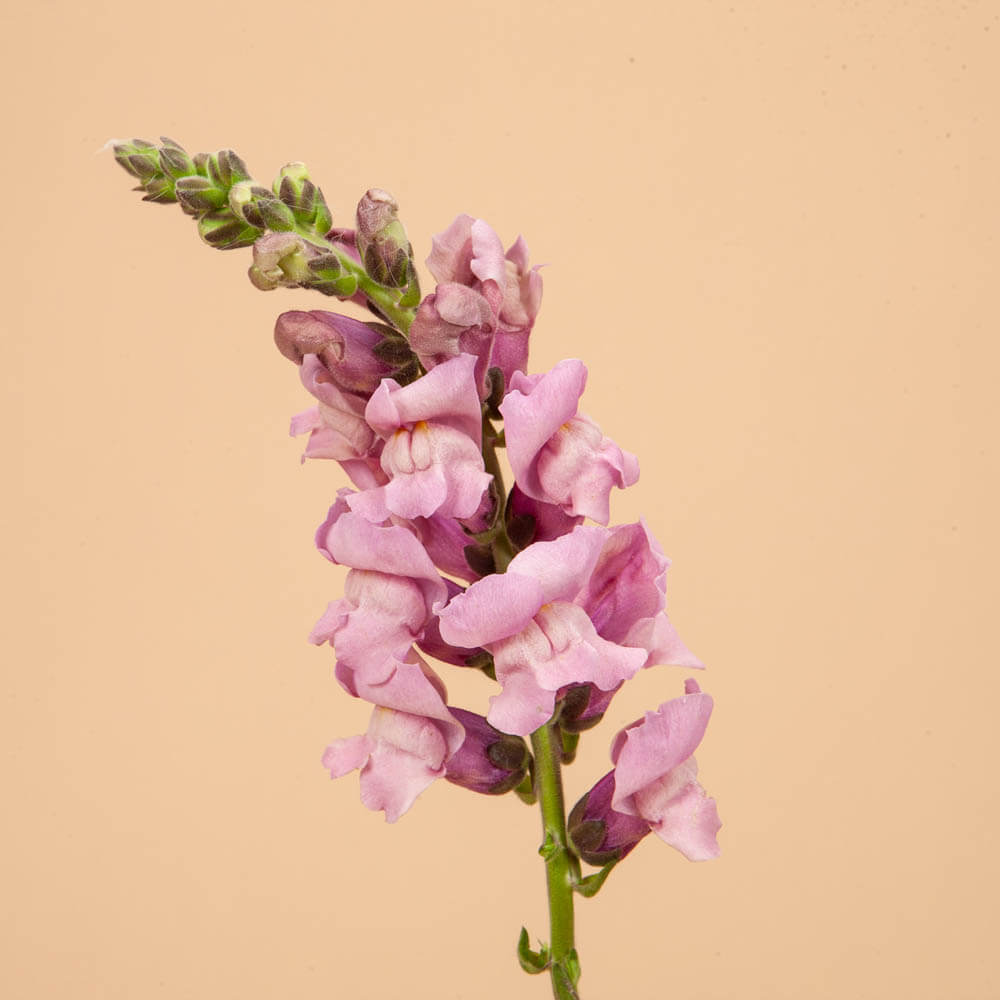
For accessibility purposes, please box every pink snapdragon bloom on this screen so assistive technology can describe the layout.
[278,310,398,487]
[568,679,720,864]
[322,653,465,822]
[610,679,721,861]
[311,509,448,701]
[409,215,542,397]
[347,353,492,522]
[579,520,702,669]
[500,359,639,525]
[438,526,647,736]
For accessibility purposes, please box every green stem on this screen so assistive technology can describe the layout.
[350,266,417,332]
[482,419,517,573]
[531,722,580,999]
[296,225,418,333]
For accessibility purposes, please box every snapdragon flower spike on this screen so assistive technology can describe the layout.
[438,525,647,736]
[409,215,541,399]
[311,509,448,702]
[608,679,721,861]
[444,708,530,795]
[347,353,492,522]
[500,359,639,525]
[322,653,464,822]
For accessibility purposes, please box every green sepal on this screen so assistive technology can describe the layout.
[552,951,582,997]
[560,728,580,765]
[197,210,262,250]
[174,175,229,214]
[397,261,422,308]
[205,149,251,191]
[573,860,618,898]
[140,174,177,203]
[310,274,360,298]
[517,928,550,975]
[513,770,537,805]
[463,650,496,681]
[158,138,196,179]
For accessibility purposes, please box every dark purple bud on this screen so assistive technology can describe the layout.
[568,771,650,866]
[445,708,530,795]
[558,682,623,734]
[273,310,395,395]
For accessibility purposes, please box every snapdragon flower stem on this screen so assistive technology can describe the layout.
[531,722,580,999]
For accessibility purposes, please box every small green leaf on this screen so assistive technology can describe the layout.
[573,859,618,898]
[517,927,549,974]
[538,832,558,861]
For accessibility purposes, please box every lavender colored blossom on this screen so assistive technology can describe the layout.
[347,353,492,522]
[500,359,639,524]
[410,215,541,398]
[438,526,647,736]
[609,679,721,861]
[322,654,464,821]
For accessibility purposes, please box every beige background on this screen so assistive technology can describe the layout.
[4,1,998,997]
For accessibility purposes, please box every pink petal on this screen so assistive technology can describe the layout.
[438,572,545,648]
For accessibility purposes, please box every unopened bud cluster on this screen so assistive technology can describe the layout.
[113,138,419,318]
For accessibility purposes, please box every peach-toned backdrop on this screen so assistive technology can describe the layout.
[5,2,998,997]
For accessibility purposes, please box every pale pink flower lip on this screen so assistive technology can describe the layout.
[348,353,492,522]
[609,679,721,861]
[438,526,648,736]
[322,654,465,822]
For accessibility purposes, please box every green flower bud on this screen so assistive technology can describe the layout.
[157,138,196,179]
[247,232,315,290]
[197,210,262,250]
[204,149,251,191]
[228,182,296,232]
[175,175,229,214]
[305,254,359,297]
[113,139,159,180]
[274,162,334,235]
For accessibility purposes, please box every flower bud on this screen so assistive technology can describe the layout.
[568,771,650,866]
[355,188,415,288]
[444,708,530,795]
[274,162,333,234]
[112,138,184,203]
[157,137,196,179]
[229,182,296,232]
[174,177,224,217]
[248,232,313,289]
[203,149,251,191]
[196,209,262,250]
[558,682,622,734]
[273,309,396,393]
[306,254,359,298]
